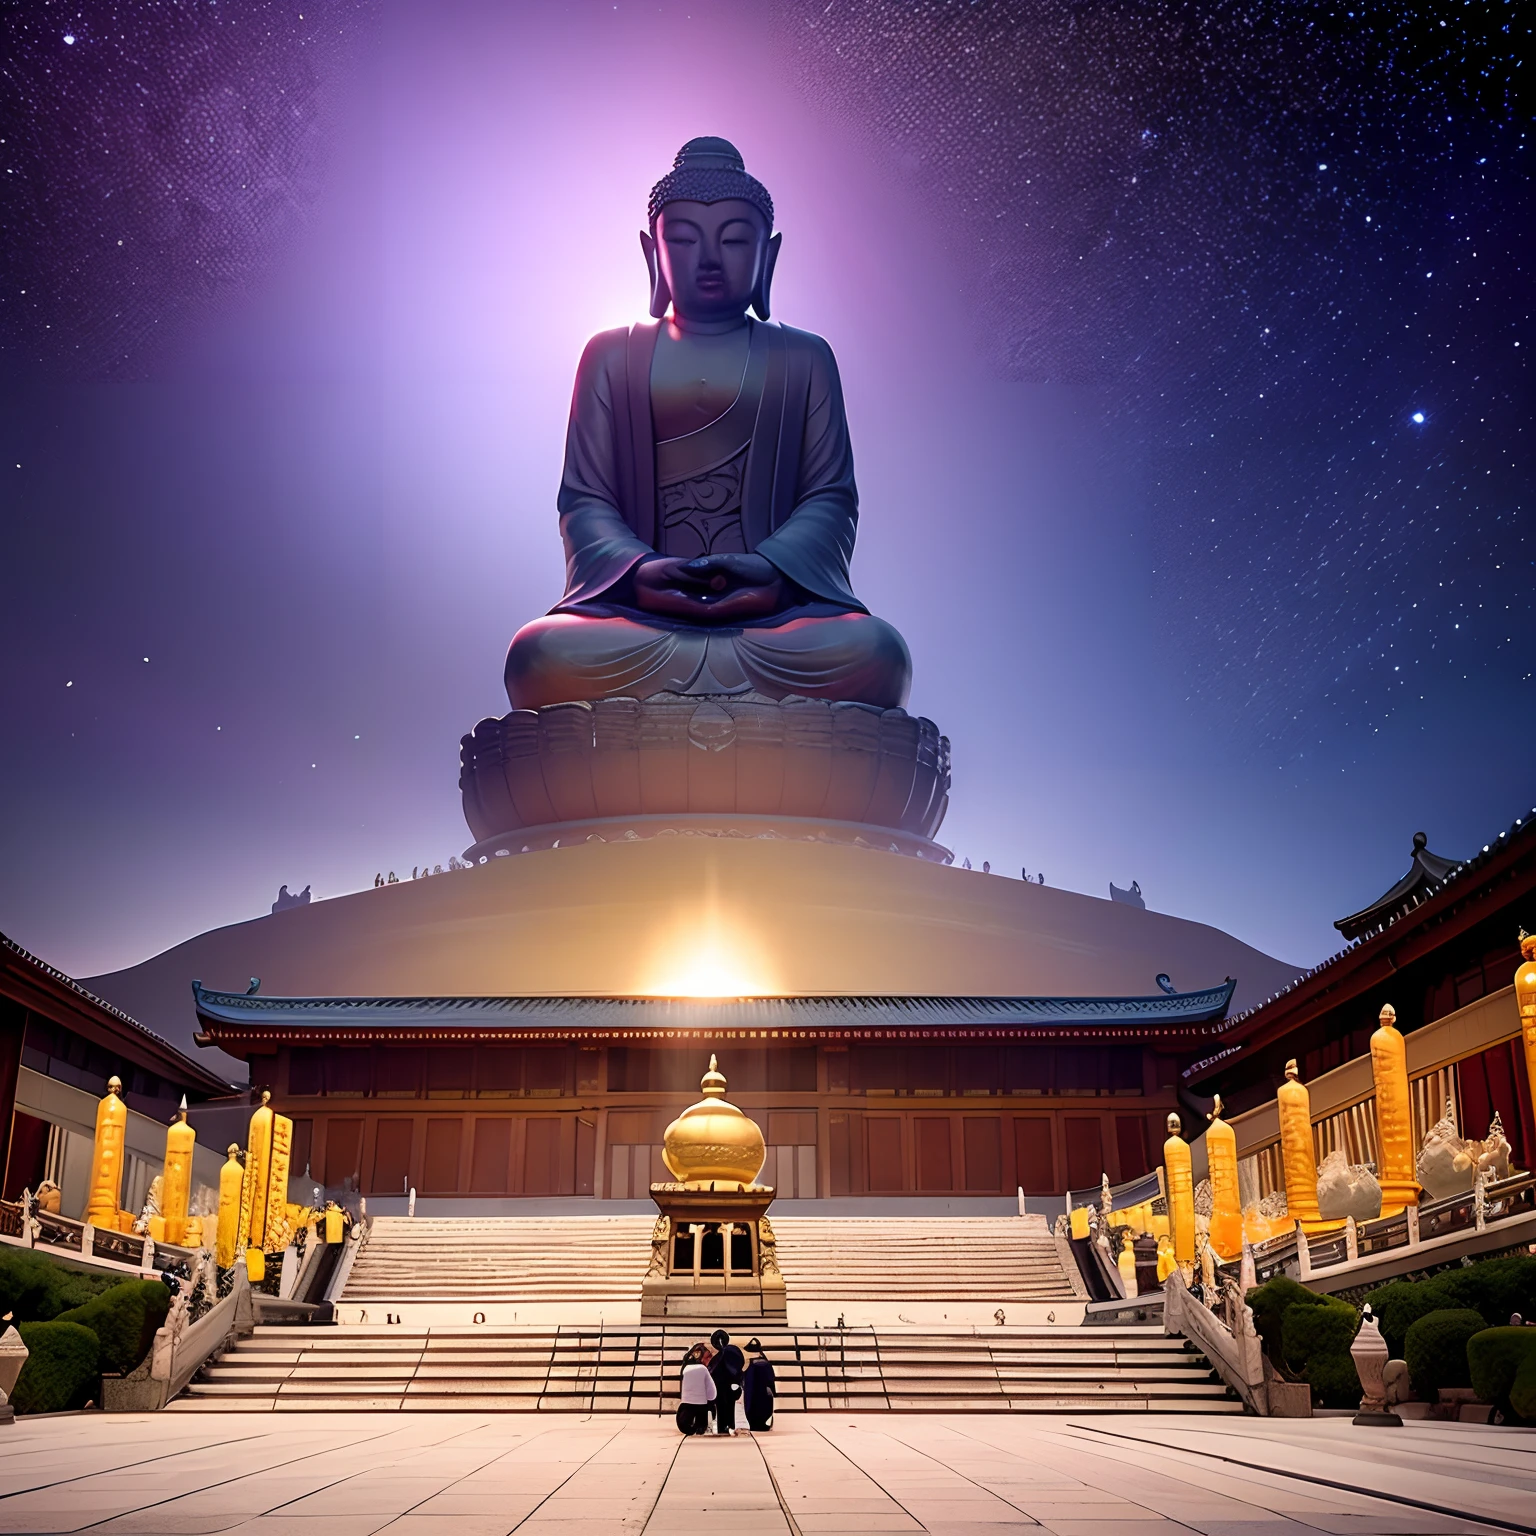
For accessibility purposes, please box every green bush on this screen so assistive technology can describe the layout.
[11,1321,100,1414]
[56,1281,170,1377]
[1366,1256,1536,1357]
[1403,1308,1485,1400]
[1363,1277,1455,1358]
[1431,1256,1536,1331]
[1282,1290,1361,1409]
[1246,1275,1315,1367]
[0,1249,116,1324]
[1468,1327,1536,1425]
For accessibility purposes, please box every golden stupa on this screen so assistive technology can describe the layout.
[661,1056,766,1189]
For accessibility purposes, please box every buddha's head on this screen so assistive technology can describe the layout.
[642,137,780,323]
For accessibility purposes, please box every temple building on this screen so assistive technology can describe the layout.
[1185,816,1536,1197]
[0,933,233,1218]
[190,980,1238,1204]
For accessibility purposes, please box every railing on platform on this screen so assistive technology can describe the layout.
[1237,1170,1536,1289]
[0,1194,206,1278]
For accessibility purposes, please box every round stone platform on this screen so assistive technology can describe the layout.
[460,694,950,858]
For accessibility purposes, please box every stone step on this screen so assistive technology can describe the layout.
[179,1318,1233,1414]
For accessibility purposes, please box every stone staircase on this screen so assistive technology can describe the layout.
[771,1217,1076,1304]
[173,1214,1238,1414]
[176,1321,1239,1413]
[339,1214,1082,1308]
[342,1215,654,1305]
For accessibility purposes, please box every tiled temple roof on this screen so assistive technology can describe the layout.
[192,976,1238,1049]
[1333,831,1463,942]
[1,931,234,1093]
[1182,803,1536,1084]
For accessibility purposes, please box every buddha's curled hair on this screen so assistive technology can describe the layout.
[648,137,774,230]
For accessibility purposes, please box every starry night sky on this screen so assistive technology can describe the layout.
[1,0,1531,985]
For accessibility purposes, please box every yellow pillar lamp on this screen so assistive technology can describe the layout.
[263,1113,294,1252]
[1277,1058,1336,1234]
[239,1090,275,1279]
[216,1145,243,1268]
[1069,1203,1090,1240]
[1205,1095,1244,1262]
[1116,1234,1139,1298]
[1163,1112,1196,1275]
[85,1076,128,1230]
[1516,932,1536,1123]
[161,1097,195,1247]
[1370,1003,1420,1218]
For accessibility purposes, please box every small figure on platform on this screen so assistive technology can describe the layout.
[708,1327,745,1434]
[742,1338,775,1431]
[676,1342,715,1435]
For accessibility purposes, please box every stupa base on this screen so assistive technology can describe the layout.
[466,809,949,862]
[459,693,951,856]
[642,1184,786,1320]
[640,1275,788,1321]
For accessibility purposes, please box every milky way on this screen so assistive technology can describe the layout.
[769,0,1533,755]
[0,0,368,374]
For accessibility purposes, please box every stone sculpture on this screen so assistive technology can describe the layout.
[1315,1148,1382,1223]
[461,138,949,854]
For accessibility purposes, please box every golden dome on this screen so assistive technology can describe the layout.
[661,1056,767,1188]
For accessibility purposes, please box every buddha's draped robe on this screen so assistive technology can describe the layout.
[505,319,911,710]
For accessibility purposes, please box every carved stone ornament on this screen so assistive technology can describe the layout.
[646,1215,669,1278]
[758,1215,780,1278]
[1350,1307,1403,1426]
[460,693,951,859]
[0,1327,27,1407]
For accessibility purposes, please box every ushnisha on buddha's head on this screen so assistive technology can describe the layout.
[640,137,782,324]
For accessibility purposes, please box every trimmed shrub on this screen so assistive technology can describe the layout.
[1430,1256,1536,1331]
[1468,1327,1536,1425]
[0,1249,115,1324]
[1363,1276,1456,1359]
[1282,1290,1361,1409]
[1246,1275,1314,1367]
[1366,1257,1536,1357]
[1403,1308,1485,1400]
[11,1321,100,1414]
[56,1281,170,1377]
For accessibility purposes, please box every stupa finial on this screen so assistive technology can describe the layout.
[701,1055,727,1097]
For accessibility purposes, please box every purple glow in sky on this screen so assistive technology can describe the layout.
[1,0,1531,987]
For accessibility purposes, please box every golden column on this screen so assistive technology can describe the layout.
[1205,1095,1243,1261]
[216,1145,243,1268]
[1277,1059,1340,1234]
[85,1076,128,1230]
[1516,932,1536,1121]
[161,1096,195,1246]
[1162,1112,1196,1275]
[263,1113,294,1249]
[238,1091,274,1255]
[1370,1003,1419,1217]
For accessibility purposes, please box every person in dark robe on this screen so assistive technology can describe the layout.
[505,137,912,713]
[741,1338,776,1431]
[707,1327,745,1434]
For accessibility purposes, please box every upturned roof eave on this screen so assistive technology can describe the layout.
[1,932,234,1095]
[1184,812,1536,1088]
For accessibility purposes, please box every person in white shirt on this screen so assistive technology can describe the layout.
[677,1346,716,1435]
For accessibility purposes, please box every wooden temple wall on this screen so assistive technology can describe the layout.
[259,1040,1180,1201]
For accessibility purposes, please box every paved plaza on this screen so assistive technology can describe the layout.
[0,1413,1531,1536]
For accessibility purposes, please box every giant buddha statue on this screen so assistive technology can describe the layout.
[504,137,911,711]
[460,138,950,857]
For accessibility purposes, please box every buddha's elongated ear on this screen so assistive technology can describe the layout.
[751,231,782,321]
[640,229,671,319]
